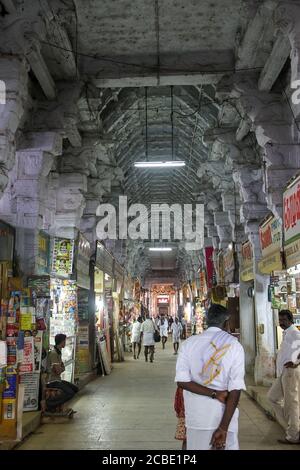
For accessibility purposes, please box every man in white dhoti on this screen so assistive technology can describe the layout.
[175,303,246,450]
[140,313,155,363]
[268,310,300,444]
[158,315,169,349]
[171,317,183,355]
[131,316,142,360]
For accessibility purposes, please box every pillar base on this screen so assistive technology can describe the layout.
[254,352,275,385]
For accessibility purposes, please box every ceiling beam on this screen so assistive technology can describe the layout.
[93,74,222,89]
[258,34,291,92]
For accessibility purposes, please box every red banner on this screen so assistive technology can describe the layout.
[205,247,214,289]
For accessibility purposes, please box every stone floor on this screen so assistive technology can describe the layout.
[17,339,300,450]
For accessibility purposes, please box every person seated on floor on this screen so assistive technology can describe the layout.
[45,333,78,413]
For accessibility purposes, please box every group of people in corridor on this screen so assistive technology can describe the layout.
[130,313,186,361]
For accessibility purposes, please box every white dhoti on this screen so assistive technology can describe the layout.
[143,332,155,346]
[186,428,239,450]
[131,332,141,343]
[184,395,240,451]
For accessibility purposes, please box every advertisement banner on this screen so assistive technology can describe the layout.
[51,238,74,277]
[240,240,254,281]
[19,336,34,374]
[284,176,300,267]
[204,247,214,289]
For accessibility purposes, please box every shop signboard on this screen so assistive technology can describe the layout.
[284,175,300,268]
[204,247,214,289]
[157,296,169,304]
[258,215,283,274]
[240,240,254,281]
[51,238,74,277]
[36,231,50,275]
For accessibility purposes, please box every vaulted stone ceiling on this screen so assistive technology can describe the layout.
[0,0,299,282]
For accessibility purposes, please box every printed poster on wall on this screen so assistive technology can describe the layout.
[51,238,74,277]
[34,331,43,372]
[19,336,34,373]
[20,373,40,411]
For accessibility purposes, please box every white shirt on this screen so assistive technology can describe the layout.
[141,319,155,334]
[276,324,300,376]
[171,322,182,339]
[131,321,142,336]
[175,327,246,431]
[159,319,168,336]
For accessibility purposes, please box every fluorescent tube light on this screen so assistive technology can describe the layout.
[149,247,173,252]
[134,161,185,168]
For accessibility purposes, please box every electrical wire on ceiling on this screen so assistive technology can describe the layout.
[39,40,265,75]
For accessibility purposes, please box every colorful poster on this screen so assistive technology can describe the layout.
[28,277,50,298]
[2,367,17,398]
[20,313,33,331]
[19,336,34,373]
[20,373,40,411]
[284,175,300,268]
[52,238,74,276]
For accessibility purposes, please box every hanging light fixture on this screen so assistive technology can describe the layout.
[134,85,186,169]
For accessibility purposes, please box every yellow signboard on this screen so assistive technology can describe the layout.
[258,251,282,274]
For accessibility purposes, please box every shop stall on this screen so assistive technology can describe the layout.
[75,234,92,378]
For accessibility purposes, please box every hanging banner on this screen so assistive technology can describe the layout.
[284,175,300,268]
[205,247,214,289]
[215,251,225,285]
[36,231,50,275]
[199,270,207,299]
[240,240,254,281]
[258,215,283,274]
[76,234,91,289]
[51,238,74,277]
[224,246,235,283]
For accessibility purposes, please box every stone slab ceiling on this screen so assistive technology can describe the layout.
[75,0,259,77]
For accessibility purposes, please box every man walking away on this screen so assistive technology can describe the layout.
[175,304,246,450]
[268,309,300,444]
[172,317,183,355]
[131,316,142,359]
[140,313,155,363]
[159,314,169,349]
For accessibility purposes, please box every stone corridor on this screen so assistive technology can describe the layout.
[17,341,299,451]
